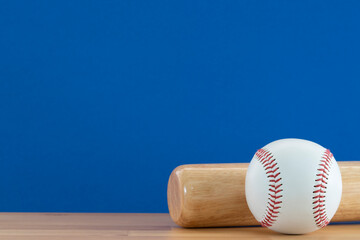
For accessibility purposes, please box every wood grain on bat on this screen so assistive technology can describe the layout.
[167,161,360,227]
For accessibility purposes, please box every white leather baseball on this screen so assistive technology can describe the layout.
[245,139,342,234]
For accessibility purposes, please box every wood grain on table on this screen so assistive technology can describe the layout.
[0,213,358,239]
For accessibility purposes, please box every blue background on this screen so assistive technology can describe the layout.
[0,0,359,213]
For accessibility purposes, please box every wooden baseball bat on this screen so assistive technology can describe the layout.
[167,161,360,227]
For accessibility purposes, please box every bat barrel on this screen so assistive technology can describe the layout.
[167,161,360,227]
[167,166,183,225]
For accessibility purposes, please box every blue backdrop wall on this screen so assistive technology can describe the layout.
[1,0,359,213]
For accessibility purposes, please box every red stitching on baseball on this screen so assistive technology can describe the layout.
[263,159,276,168]
[266,167,279,174]
[317,168,329,174]
[269,178,281,183]
[312,149,333,228]
[316,173,328,179]
[255,148,283,228]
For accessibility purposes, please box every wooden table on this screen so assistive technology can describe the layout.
[0,213,359,239]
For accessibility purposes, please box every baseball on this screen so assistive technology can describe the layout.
[245,138,342,234]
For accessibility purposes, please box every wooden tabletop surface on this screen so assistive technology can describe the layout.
[0,213,359,239]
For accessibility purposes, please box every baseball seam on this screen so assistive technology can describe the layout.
[255,148,283,227]
[313,149,333,228]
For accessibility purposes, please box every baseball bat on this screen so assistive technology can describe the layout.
[167,161,360,227]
